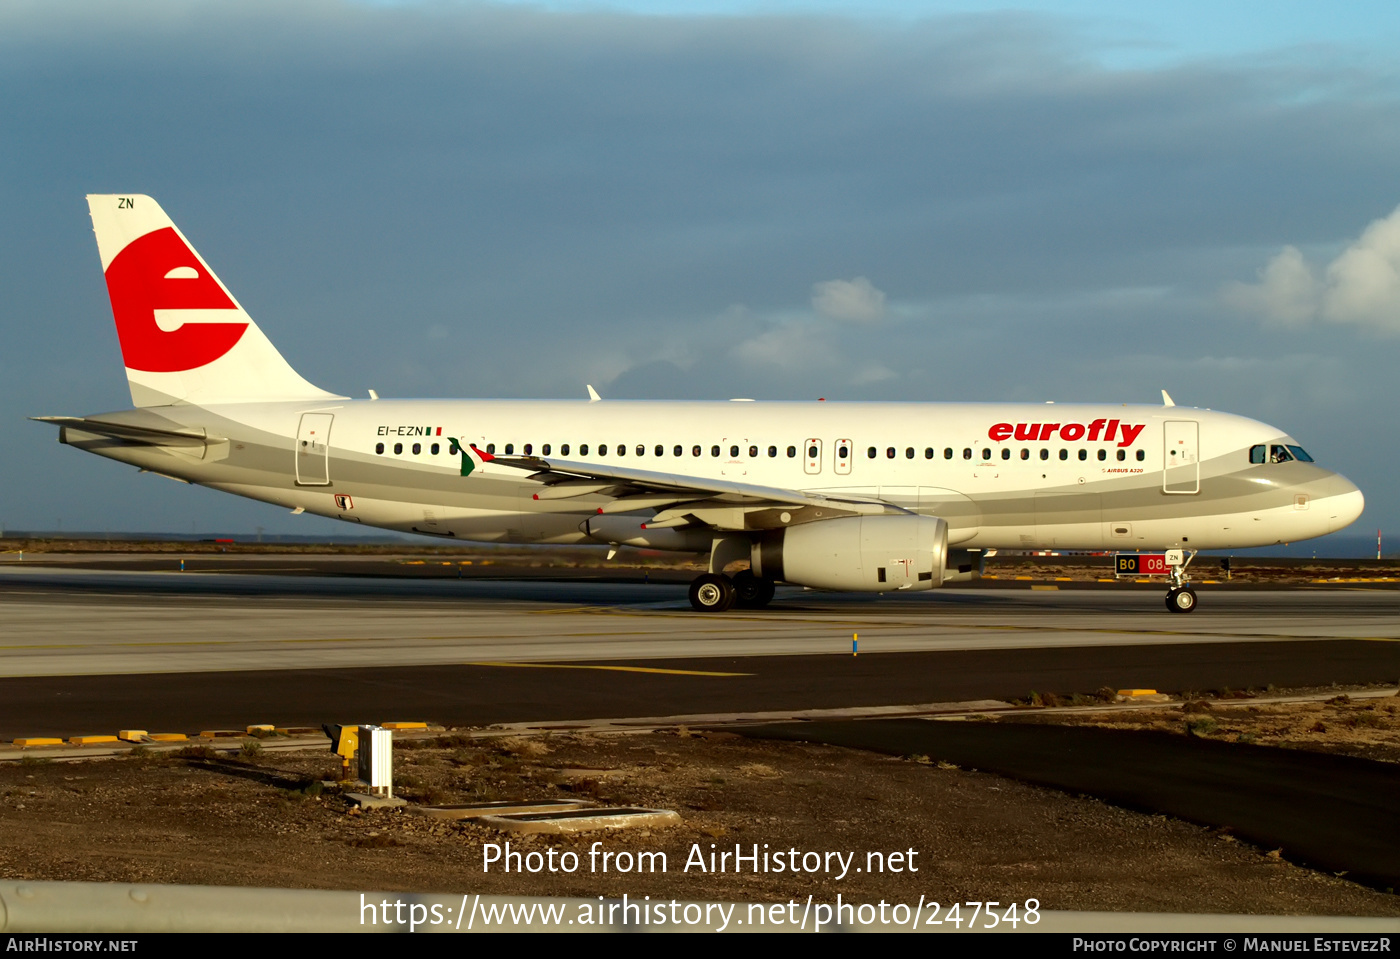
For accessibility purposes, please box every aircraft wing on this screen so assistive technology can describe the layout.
[484,451,904,522]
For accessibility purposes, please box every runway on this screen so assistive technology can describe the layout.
[1,566,1398,678]
[0,565,1396,737]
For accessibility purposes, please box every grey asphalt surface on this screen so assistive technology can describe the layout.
[0,564,1395,736]
[1,564,1398,676]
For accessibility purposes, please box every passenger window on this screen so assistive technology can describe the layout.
[1018,448,1026,460]
[504,443,513,455]
[617,444,625,456]
[1058,449,1068,461]
[522,444,531,455]
[838,445,849,458]
[964,448,972,460]
[654,445,663,457]
[1097,449,1106,461]
[1249,444,1266,464]
[674,445,683,456]
[1040,449,1049,461]
[637,445,646,457]
[905,447,914,459]
[543,444,552,455]
[768,445,777,457]
[394,442,403,455]
[885,447,895,459]
[693,445,702,457]
[945,448,953,459]
[749,445,758,458]
[981,448,991,460]
[787,446,797,458]
[375,442,384,455]
[412,443,422,455]
[1005,448,1013,460]
[599,444,608,457]
[431,443,440,455]
[1136,449,1145,461]
[1116,449,1126,461]
[1078,449,1087,461]
[580,444,589,455]
[486,443,495,454]
[924,448,934,459]
[730,445,740,457]
[868,447,877,459]
[712,445,721,457]
[807,445,818,459]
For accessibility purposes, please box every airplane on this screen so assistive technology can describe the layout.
[33,195,1365,614]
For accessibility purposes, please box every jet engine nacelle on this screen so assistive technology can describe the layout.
[752,515,949,592]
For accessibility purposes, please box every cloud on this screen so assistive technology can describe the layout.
[730,321,831,370]
[811,277,886,323]
[1225,205,1400,333]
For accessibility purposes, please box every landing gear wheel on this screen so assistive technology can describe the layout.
[689,573,736,612]
[732,570,776,608]
[1166,588,1198,614]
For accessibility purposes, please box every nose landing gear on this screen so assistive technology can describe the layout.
[1166,587,1198,613]
[1164,549,1199,614]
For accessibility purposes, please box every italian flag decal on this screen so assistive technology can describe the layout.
[446,438,493,477]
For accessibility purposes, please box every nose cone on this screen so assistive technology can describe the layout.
[1324,479,1365,534]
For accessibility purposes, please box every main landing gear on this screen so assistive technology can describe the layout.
[688,570,776,612]
[1164,549,1199,614]
[732,569,776,608]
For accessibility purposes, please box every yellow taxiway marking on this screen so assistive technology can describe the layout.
[466,661,750,677]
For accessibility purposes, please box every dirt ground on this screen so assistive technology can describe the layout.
[1018,690,1400,764]
[0,724,1397,916]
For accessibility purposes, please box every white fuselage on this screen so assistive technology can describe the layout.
[72,397,1364,554]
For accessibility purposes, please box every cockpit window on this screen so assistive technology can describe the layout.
[1249,444,1266,465]
[1287,445,1314,463]
[1270,445,1294,463]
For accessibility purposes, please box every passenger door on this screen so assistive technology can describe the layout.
[1163,421,1199,494]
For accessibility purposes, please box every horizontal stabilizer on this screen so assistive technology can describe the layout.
[31,415,216,447]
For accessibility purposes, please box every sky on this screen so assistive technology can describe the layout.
[3,0,1399,548]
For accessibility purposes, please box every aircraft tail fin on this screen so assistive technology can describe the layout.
[86,194,341,408]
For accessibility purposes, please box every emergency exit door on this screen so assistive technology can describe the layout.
[296,413,334,486]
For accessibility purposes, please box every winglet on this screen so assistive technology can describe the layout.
[587,384,601,402]
[1161,389,1176,407]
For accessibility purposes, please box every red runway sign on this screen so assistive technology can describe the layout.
[1115,553,1169,576]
